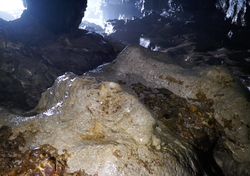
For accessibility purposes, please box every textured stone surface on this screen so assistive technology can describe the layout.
[86,44,250,173]
[0,17,115,110]
[2,73,203,175]
[1,44,250,175]
[104,12,250,90]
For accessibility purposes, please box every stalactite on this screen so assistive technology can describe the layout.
[216,0,250,26]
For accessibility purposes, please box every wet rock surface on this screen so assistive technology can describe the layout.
[103,12,250,91]
[0,0,250,175]
[0,73,206,176]
[129,82,222,153]
[86,44,250,175]
[129,82,225,175]
[0,126,92,175]
[0,44,249,175]
[0,14,116,110]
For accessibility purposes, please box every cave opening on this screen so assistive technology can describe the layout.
[80,0,144,32]
[0,0,26,21]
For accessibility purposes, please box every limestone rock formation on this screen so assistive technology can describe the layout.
[1,44,249,175]
[216,0,250,26]
[86,44,250,175]
[0,0,116,110]
[0,9,116,110]
[104,12,250,91]
[0,0,249,175]
[1,73,204,175]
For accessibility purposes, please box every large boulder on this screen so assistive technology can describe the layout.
[0,73,204,175]
[86,44,250,175]
[0,44,249,175]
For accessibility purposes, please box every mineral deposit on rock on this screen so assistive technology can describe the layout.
[1,44,250,175]
[2,73,202,175]
[86,44,250,173]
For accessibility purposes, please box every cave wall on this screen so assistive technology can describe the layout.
[101,0,250,26]
[216,0,250,26]
[24,0,87,33]
[18,0,250,31]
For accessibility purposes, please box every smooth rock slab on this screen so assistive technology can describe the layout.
[2,73,203,175]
